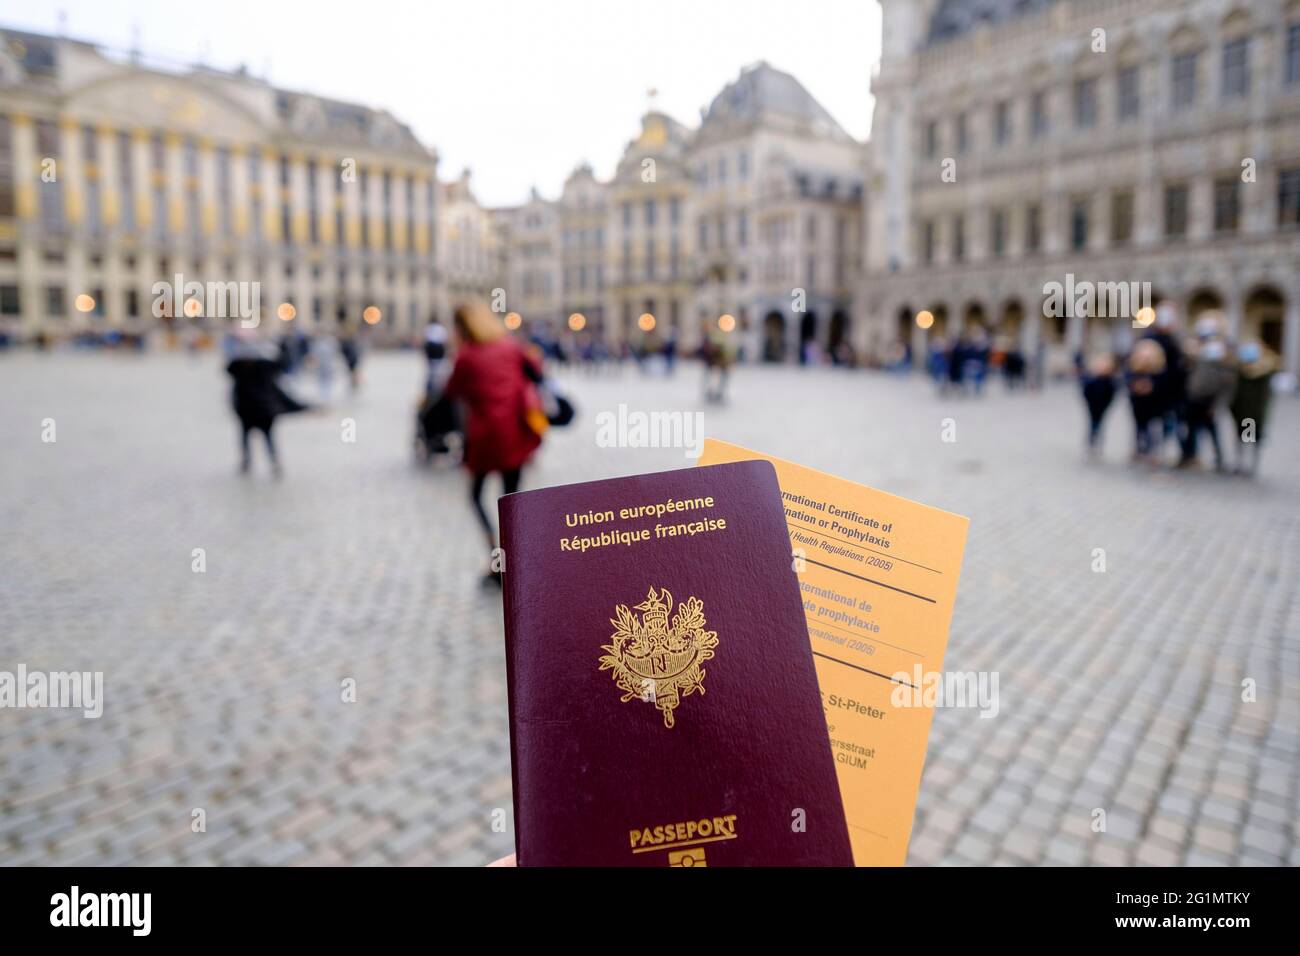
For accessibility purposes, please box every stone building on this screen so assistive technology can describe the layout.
[863,0,1300,375]
[689,62,865,362]
[437,168,502,321]
[492,187,560,331]
[488,64,866,360]
[603,109,694,346]
[0,27,438,339]
[557,162,608,333]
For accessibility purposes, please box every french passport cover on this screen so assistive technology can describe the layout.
[498,460,853,866]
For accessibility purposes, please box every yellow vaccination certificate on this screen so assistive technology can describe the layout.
[697,439,969,866]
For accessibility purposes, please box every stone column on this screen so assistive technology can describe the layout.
[59,120,88,329]
[11,114,41,333]
[97,125,122,326]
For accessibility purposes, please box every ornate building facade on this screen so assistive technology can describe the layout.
[487,64,865,359]
[437,168,502,321]
[557,162,609,333]
[604,110,694,346]
[0,27,438,338]
[862,0,1300,375]
[689,62,864,362]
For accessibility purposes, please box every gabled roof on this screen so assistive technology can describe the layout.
[699,61,850,141]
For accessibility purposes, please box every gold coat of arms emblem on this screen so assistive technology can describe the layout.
[600,587,719,728]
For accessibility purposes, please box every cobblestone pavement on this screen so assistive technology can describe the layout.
[1,350,1297,866]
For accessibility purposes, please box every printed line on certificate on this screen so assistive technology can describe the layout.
[787,518,944,574]
[814,651,918,689]
[804,558,938,604]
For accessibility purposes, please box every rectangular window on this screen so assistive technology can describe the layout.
[1074,78,1098,128]
[924,120,938,158]
[991,209,1006,258]
[1111,189,1134,245]
[1026,204,1041,253]
[644,199,656,228]
[952,214,965,262]
[1117,66,1140,120]
[46,285,64,316]
[1276,167,1300,229]
[1172,51,1198,110]
[1164,184,1189,238]
[1287,24,1300,86]
[738,211,748,247]
[0,284,20,315]
[670,196,681,225]
[622,201,631,229]
[644,238,655,280]
[738,151,749,180]
[1030,90,1049,138]
[1213,177,1240,233]
[955,112,969,154]
[1070,198,1089,251]
[1222,37,1250,99]
[922,219,935,265]
[994,101,1011,146]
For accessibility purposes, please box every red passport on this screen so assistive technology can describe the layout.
[499,461,853,866]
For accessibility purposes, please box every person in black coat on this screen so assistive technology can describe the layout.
[226,338,309,477]
[1080,354,1118,456]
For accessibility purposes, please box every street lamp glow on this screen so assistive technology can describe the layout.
[505,312,522,330]
[568,312,586,332]
[363,305,382,325]
[183,297,203,318]
[74,294,95,313]
[277,302,296,322]
[916,310,935,330]
[637,312,656,332]
[1133,306,1155,328]
[718,313,736,332]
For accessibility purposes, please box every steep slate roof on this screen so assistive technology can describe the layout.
[927,0,1059,45]
[700,61,850,141]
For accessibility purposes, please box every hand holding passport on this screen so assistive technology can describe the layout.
[498,446,968,866]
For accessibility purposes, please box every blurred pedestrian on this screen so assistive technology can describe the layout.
[225,333,311,478]
[1179,313,1236,471]
[702,326,734,403]
[1080,353,1118,457]
[415,322,459,461]
[1228,342,1278,477]
[339,331,362,393]
[310,333,339,403]
[1126,338,1166,463]
[1145,303,1187,457]
[444,303,544,584]
[927,336,948,388]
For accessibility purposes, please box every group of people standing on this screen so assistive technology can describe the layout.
[927,329,1032,395]
[1078,304,1278,475]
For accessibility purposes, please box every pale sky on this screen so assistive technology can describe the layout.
[3,0,880,207]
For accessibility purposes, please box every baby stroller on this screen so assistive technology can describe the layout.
[413,324,462,465]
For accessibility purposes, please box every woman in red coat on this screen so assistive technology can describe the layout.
[444,303,543,582]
